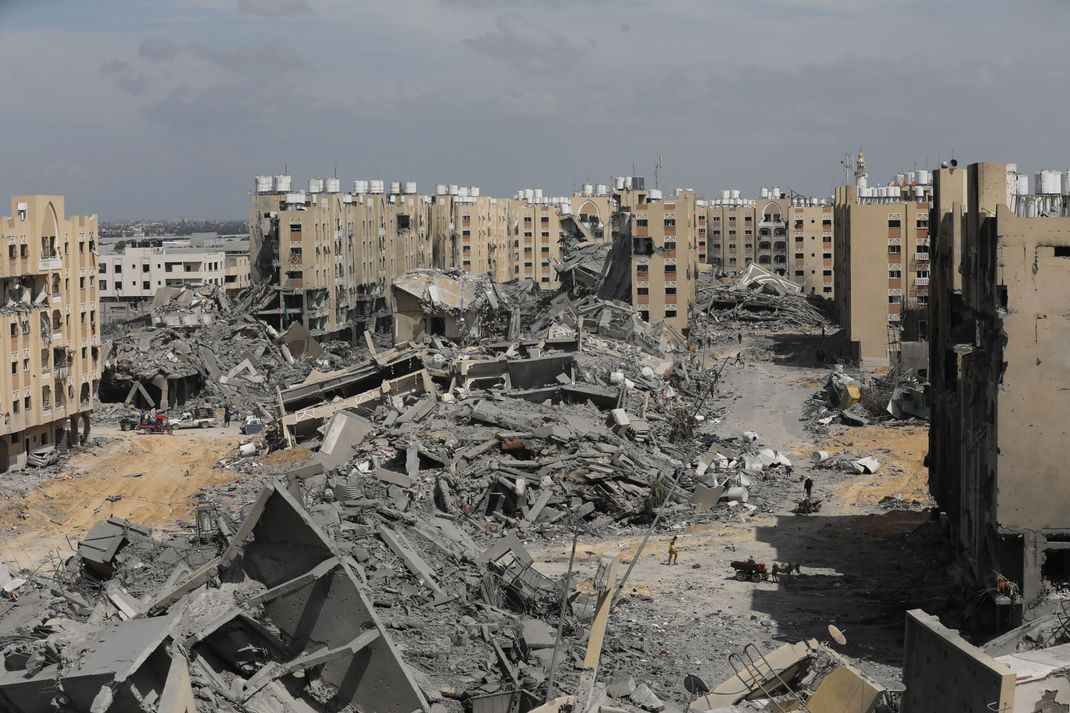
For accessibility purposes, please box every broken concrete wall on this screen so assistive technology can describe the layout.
[219,485,427,713]
[902,609,1016,713]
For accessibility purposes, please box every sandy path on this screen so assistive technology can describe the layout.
[0,424,249,567]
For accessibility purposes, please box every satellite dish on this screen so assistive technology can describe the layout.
[684,674,710,695]
[828,624,847,646]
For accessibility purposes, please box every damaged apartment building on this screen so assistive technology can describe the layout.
[248,177,430,339]
[928,162,1070,630]
[248,174,713,340]
[0,196,101,469]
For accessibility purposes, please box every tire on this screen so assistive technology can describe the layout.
[735,570,746,582]
[751,572,762,583]
[199,422,208,429]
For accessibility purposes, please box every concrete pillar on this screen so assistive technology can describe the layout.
[151,374,170,410]
[81,412,91,444]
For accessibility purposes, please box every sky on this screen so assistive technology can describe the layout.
[1,0,1068,219]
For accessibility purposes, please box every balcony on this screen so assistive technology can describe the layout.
[914,253,930,262]
[54,365,70,380]
[39,256,62,271]
[915,277,930,287]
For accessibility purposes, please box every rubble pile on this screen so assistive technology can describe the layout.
[694,265,830,331]
[102,285,371,415]
[803,367,929,431]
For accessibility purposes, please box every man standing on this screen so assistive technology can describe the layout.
[667,536,679,565]
[224,404,232,428]
[804,477,814,500]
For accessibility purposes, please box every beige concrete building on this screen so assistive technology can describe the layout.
[927,161,1070,628]
[0,196,101,469]
[512,199,565,289]
[833,156,935,365]
[616,184,697,333]
[704,190,834,297]
[224,253,251,294]
[99,245,233,298]
[249,177,430,337]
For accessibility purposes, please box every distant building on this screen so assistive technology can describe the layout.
[833,153,935,365]
[703,189,834,298]
[98,239,250,321]
[0,196,101,469]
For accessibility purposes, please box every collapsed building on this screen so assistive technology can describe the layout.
[928,162,1070,630]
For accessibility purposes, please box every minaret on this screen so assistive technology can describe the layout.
[855,150,868,190]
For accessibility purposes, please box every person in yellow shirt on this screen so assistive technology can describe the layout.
[667,536,679,565]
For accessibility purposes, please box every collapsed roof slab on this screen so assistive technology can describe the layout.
[207,484,427,713]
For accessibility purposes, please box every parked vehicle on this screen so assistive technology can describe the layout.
[138,413,174,435]
[119,415,140,431]
[27,446,59,468]
[173,408,218,430]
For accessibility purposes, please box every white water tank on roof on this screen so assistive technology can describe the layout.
[459,186,470,197]
[895,173,905,185]
[307,178,324,194]
[583,183,594,195]
[275,175,292,192]
[721,190,731,200]
[731,189,741,200]
[436,184,447,195]
[624,177,633,190]
[254,176,273,193]
[596,184,608,196]
[389,181,401,195]
[325,178,340,193]
[1062,172,1070,196]
[285,191,305,205]
[649,189,663,201]
[354,180,369,194]
[404,181,417,195]
[915,186,925,199]
[534,188,543,200]
[760,187,769,199]
[524,188,534,202]
[613,176,625,190]
[471,186,480,197]
[448,184,459,195]
[369,180,385,194]
[917,170,930,185]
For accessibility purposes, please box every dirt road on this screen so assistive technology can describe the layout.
[0,425,249,568]
[529,337,941,695]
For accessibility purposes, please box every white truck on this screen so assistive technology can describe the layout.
[173,408,218,429]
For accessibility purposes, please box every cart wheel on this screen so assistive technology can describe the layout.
[751,572,762,583]
[735,570,746,582]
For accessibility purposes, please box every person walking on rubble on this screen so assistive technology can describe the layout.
[667,536,679,565]
[224,404,232,428]
[737,331,743,345]
[804,476,814,500]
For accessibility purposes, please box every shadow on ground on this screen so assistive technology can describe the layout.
[749,509,954,667]
[766,332,839,368]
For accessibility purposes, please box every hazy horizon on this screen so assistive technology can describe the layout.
[2,0,1068,219]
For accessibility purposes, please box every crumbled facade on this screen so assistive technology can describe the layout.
[0,196,100,469]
